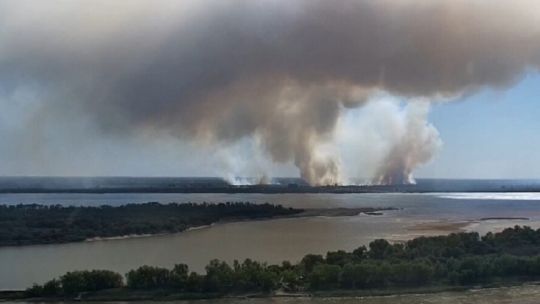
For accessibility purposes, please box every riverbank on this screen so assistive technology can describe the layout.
[0,203,396,247]
[79,208,399,244]
[0,202,301,247]
[3,279,540,302]
[8,226,540,302]
[82,207,396,244]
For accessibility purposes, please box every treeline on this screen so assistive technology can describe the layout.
[24,226,540,298]
[0,202,301,246]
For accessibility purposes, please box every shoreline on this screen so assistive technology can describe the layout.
[6,206,528,247]
[405,217,532,234]
[3,207,397,247]
[2,187,540,194]
[4,206,530,250]
[4,280,540,302]
[84,207,397,243]
[6,226,540,301]
[85,224,218,243]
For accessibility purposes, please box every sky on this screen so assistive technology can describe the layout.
[0,0,539,183]
[3,74,537,180]
[416,73,540,179]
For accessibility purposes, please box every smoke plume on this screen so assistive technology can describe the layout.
[0,0,539,184]
[374,101,442,185]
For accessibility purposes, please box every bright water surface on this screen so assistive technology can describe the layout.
[1,192,540,291]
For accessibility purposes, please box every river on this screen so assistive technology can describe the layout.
[2,193,540,290]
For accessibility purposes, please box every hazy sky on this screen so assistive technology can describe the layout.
[3,71,538,180]
[417,73,540,179]
[0,0,539,182]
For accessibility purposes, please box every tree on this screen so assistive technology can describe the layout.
[368,239,392,259]
[186,272,204,292]
[60,272,86,294]
[170,264,189,289]
[352,245,367,260]
[126,266,170,289]
[232,259,278,292]
[42,279,61,296]
[281,269,302,291]
[24,284,44,298]
[204,259,234,292]
[341,263,367,289]
[326,250,352,267]
[308,264,341,290]
[300,254,324,273]
[61,270,123,294]
[407,262,434,285]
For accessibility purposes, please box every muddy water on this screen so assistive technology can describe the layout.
[2,193,540,290]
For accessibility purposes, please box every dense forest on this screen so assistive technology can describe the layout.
[0,202,301,246]
[19,226,540,300]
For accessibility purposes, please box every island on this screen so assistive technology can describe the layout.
[0,202,394,247]
[3,226,540,302]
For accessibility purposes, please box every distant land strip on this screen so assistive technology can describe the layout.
[0,202,394,247]
[1,184,540,193]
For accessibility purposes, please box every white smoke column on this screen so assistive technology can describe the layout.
[211,137,274,185]
[335,97,440,185]
[374,101,442,184]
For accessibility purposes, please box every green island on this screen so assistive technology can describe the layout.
[0,202,392,247]
[0,202,301,246]
[4,226,540,301]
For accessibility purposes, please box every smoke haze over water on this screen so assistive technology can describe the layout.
[0,0,539,184]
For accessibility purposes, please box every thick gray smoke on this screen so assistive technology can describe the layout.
[0,0,539,184]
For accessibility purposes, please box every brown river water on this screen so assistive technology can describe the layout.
[1,192,540,299]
